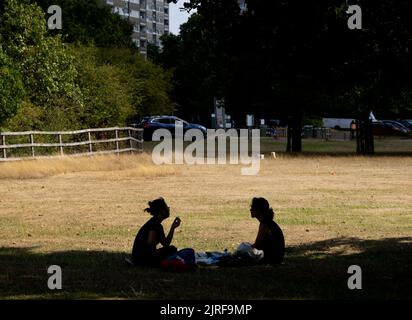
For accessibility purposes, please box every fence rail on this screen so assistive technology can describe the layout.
[0,127,143,162]
[270,127,353,141]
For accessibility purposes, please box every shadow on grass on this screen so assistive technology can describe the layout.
[1,237,411,299]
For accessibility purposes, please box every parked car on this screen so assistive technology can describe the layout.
[372,121,410,136]
[382,120,411,134]
[137,116,207,141]
[398,119,412,130]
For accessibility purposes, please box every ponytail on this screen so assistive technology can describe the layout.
[144,197,167,216]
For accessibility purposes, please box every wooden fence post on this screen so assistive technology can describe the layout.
[140,130,144,152]
[128,129,133,153]
[140,129,144,152]
[59,134,64,156]
[88,131,93,154]
[115,129,119,155]
[30,134,35,157]
[2,134,6,159]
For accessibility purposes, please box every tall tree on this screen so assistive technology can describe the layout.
[0,0,83,130]
[159,14,226,123]
[1,0,174,131]
[164,0,412,153]
[331,0,412,153]
[0,47,25,127]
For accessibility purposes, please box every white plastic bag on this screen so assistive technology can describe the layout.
[236,242,264,262]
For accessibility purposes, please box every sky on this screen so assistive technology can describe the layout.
[169,0,194,35]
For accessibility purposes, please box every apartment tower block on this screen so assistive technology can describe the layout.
[105,0,170,55]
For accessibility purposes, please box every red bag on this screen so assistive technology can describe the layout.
[160,248,197,272]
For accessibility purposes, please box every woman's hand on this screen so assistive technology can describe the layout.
[172,217,181,229]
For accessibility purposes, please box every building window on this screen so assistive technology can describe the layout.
[123,2,129,14]
[140,25,146,33]
[164,7,168,15]
[130,9,139,18]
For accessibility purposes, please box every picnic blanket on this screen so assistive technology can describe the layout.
[195,242,264,266]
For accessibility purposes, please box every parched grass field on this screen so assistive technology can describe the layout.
[0,150,411,299]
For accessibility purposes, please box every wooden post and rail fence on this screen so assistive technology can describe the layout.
[0,127,143,162]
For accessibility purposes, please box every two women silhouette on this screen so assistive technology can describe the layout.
[131,197,284,267]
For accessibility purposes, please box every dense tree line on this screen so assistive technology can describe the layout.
[0,0,173,131]
[160,0,412,153]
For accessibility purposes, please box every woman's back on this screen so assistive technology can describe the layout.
[260,220,285,265]
[132,217,164,265]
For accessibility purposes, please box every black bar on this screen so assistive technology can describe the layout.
[0,300,406,319]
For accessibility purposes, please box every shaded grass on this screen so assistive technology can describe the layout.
[1,237,411,300]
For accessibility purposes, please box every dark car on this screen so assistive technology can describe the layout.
[383,120,410,130]
[398,119,412,130]
[382,120,411,134]
[372,121,410,136]
[138,116,207,141]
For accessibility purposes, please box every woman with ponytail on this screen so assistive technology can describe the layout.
[250,197,285,265]
[131,198,181,267]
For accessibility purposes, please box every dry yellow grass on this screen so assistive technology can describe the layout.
[0,153,176,179]
[1,154,411,253]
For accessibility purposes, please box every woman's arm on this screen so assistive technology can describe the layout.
[252,224,267,250]
[160,217,181,247]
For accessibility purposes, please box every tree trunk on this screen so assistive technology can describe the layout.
[356,111,375,155]
[286,125,292,152]
[286,115,302,153]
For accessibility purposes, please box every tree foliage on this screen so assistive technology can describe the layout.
[1,0,174,131]
[29,0,135,48]
[160,0,412,152]
[0,47,25,125]
[0,0,82,130]
[93,48,174,119]
[159,14,223,122]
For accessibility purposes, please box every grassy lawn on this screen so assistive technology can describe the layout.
[0,152,411,299]
[142,136,412,155]
[260,137,412,154]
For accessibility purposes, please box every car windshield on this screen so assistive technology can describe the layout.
[138,117,151,125]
